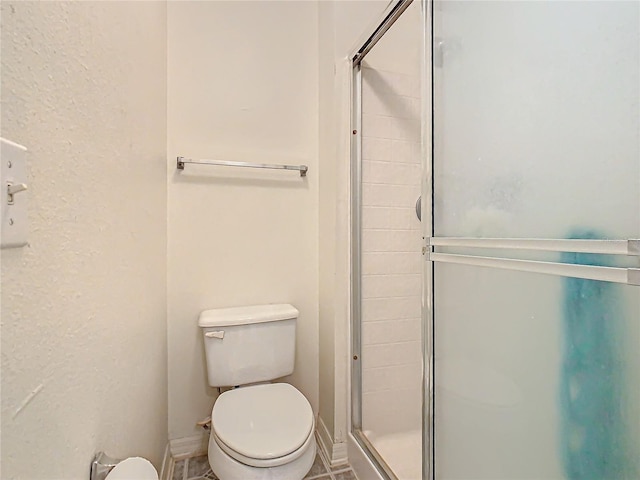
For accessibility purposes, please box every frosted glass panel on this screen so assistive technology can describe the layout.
[434,263,640,479]
[432,3,640,477]
[433,1,640,239]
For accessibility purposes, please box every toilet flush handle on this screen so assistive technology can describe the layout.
[205,331,225,339]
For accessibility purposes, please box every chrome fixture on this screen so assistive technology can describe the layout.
[176,157,308,177]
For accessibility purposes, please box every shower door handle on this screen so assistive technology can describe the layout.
[415,196,421,221]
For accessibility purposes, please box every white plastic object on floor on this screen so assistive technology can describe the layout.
[105,457,158,480]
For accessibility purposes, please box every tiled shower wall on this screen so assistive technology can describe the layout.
[360,66,422,435]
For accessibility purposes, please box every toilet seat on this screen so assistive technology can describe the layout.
[213,423,315,468]
[211,383,314,468]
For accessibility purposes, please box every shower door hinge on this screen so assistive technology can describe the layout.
[422,237,432,259]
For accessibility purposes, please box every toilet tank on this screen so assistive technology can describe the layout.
[198,304,298,387]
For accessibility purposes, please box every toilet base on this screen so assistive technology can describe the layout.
[208,432,316,480]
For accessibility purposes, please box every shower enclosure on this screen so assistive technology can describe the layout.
[350,1,640,479]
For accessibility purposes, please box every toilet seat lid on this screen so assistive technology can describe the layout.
[212,383,313,460]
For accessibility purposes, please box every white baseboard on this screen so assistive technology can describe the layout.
[159,442,172,480]
[169,432,209,460]
[317,416,348,468]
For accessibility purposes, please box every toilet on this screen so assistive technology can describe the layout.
[198,304,316,480]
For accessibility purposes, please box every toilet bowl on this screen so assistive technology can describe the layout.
[208,383,316,479]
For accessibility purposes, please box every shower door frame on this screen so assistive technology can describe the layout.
[349,1,435,479]
[351,2,640,479]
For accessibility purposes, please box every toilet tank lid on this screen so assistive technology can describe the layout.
[198,304,298,327]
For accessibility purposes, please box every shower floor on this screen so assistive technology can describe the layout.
[364,429,422,480]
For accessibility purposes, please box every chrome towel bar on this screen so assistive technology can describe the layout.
[177,156,308,177]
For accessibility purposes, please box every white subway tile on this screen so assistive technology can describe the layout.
[362,113,392,139]
[362,68,393,96]
[362,137,391,161]
[362,387,422,433]
[361,340,421,368]
[362,362,422,393]
[410,76,421,99]
[390,140,416,163]
[362,252,422,275]
[362,296,422,321]
[361,273,421,298]
[410,97,421,118]
[362,160,390,184]
[394,74,415,98]
[362,88,391,116]
[362,206,415,230]
[362,160,421,186]
[362,184,419,207]
[361,206,391,230]
[387,95,415,119]
[361,229,422,252]
[391,116,421,142]
[362,318,422,345]
[378,70,408,95]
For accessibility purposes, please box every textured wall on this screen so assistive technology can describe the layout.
[1,2,168,479]
[167,1,319,440]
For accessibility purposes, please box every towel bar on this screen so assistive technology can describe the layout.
[176,157,308,177]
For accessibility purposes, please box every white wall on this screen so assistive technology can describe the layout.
[0,2,168,478]
[318,0,339,444]
[167,1,319,440]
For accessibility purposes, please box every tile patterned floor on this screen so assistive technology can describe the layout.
[171,438,357,480]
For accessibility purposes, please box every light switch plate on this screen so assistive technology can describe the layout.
[1,138,28,249]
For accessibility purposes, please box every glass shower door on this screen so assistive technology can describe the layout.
[350,2,426,479]
[431,1,640,478]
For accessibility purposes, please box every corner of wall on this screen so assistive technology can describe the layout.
[317,415,349,468]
